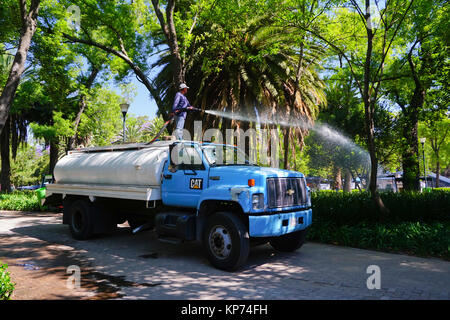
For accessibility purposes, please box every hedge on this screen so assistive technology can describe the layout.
[0,191,42,212]
[308,189,450,259]
[311,189,450,225]
[307,221,450,260]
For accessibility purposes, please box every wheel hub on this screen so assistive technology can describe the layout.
[209,225,232,259]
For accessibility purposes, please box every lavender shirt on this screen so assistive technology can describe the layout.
[172,92,191,119]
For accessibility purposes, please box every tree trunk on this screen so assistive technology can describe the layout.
[151,0,184,89]
[0,0,40,135]
[343,168,352,192]
[0,118,11,193]
[363,0,388,214]
[49,139,59,177]
[435,156,440,188]
[283,128,290,170]
[291,135,297,171]
[67,94,87,151]
[242,121,251,159]
[221,117,231,143]
[67,67,99,151]
[401,86,422,191]
[269,124,279,168]
[332,166,342,190]
[444,164,450,178]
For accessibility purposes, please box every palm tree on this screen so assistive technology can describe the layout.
[151,15,326,168]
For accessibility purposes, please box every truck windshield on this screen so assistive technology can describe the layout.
[201,144,255,166]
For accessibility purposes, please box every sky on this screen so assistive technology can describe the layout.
[123,76,159,119]
[110,52,165,120]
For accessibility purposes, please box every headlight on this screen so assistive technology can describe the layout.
[252,193,264,210]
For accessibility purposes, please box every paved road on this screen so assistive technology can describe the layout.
[0,211,449,300]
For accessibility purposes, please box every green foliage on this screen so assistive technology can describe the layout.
[0,262,15,300]
[0,50,14,89]
[153,0,326,139]
[309,189,450,259]
[307,221,450,260]
[304,125,370,182]
[311,189,450,225]
[121,115,169,143]
[0,191,43,211]
[76,87,123,146]
[42,0,157,81]
[30,111,75,142]
[1,0,448,204]
[10,144,49,187]
[418,118,450,176]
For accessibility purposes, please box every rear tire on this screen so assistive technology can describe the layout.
[68,200,94,240]
[270,229,308,252]
[203,212,249,271]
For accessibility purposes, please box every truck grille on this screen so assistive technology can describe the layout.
[267,177,308,208]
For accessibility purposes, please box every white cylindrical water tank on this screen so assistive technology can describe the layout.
[54,142,170,186]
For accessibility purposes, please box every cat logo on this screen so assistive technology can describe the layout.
[190,178,203,190]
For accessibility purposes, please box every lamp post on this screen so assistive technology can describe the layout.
[120,103,129,143]
[420,137,427,189]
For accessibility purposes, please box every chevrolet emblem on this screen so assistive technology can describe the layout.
[286,189,295,196]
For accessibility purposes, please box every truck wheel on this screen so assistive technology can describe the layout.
[68,200,94,240]
[203,212,249,271]
[270,229,308,252]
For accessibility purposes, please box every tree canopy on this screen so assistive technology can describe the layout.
[0,0,448,207]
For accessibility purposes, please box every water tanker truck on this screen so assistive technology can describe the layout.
[45,140,312,271]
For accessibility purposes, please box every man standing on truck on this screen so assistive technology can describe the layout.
[172,83,195,140]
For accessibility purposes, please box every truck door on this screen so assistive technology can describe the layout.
[161,142,208,208]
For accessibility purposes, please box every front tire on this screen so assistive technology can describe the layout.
[270,229,308,252]
[203,212,249,271]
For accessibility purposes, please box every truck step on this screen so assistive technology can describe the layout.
[157,235,183,245]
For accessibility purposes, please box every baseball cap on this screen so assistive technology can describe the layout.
[179,83,189,90]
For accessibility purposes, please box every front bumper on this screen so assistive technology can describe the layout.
[248,208,312,237]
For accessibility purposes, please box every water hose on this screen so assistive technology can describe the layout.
[147,107,202,144]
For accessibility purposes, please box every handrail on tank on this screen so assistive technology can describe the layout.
[69,141,173,154]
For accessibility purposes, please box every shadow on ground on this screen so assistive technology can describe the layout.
[1,213,314,299]
[3,212,448,300]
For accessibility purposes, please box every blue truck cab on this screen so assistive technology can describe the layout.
[158,141,312,270]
